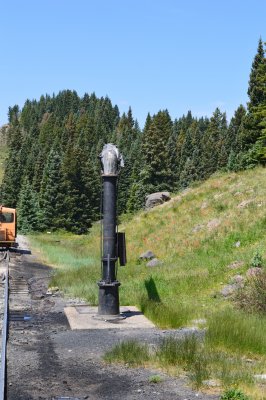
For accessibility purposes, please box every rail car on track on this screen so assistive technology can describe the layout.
[0,206,17,248]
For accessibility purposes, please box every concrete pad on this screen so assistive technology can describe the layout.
[64,305,155,330]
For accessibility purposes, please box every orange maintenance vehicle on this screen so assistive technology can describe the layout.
[0,206,17,248]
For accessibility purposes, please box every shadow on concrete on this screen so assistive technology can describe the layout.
[121,310,143,318]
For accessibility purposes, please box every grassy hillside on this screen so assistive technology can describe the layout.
[29,166,266,397]
[30,167,266,319]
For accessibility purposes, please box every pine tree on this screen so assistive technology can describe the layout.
[143,112,151,130]
[142,110,173,193]
[177,121,203,187]
[38,113,57,153]
[82,160,101,223]
[116,107,139,214]
[17,178,41,233]
[60,112,77,150]
[125,135,144,213]
[190,124,204,181]
[248,38,265,111]
[1,151,22,207]
[201,108,228,177]
[60,143,99,234]
[32,148,47,192]
[227,105,247,152]
[39,149,62,230]
[253,42,266,163]
[179,157,197,188]
[1,107,23,207]
[178,126,193,187]
[166,131,178,190]
[1,91,121,231]
[241,38,266,161]
[226,105,247,171]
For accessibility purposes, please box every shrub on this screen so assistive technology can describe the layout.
[234,269,266,313]
[148,375,163,383]
[251,249,264,268]
[220,388,250,400]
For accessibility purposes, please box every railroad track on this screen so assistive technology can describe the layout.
[0,250,10,400]
[0,250,29,400]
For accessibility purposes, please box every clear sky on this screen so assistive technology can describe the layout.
[1,0,265,127]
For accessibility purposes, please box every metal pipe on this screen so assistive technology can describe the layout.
[97,144,123,316]
[102,177,117,282]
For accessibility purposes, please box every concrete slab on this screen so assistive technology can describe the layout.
[64,305,155,330]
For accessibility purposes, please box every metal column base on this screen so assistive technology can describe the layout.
[98,281,121,316]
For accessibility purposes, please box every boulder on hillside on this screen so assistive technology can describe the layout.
[220,283,239,297]
[139,250,156,260]
[146,258,163,267]
[246,267,263,278]
[227,261,245,270]
[191,224,204,233]
[237,199,254,209]
[230,274,245,286]
[145,191,171,209]
[207,218,221,231]
[220,275,244,297]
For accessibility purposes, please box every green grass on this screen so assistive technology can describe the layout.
[29,166,266,397]
[103,334,255,391]
[154,334,255,389]
[206,308,266,355]
[29,232,100,302]
[155,334,200,368]
[104,340,150,366]
[139,297,194,328]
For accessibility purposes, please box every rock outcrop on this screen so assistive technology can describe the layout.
[145,191,171,209]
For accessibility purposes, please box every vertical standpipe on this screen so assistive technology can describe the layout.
[98,144,124,316]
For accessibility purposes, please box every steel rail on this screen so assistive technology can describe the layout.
[0,253,6,263]
[0,251,9,400]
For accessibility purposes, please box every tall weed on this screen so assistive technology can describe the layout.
[104,340,150,366]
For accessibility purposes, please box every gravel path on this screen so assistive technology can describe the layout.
[6,237,220,400]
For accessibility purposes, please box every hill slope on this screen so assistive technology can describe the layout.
[30,166,266,397]
[31,166,266,324]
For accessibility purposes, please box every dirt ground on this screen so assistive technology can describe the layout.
[6,237,220,400]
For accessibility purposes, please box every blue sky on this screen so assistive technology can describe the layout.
[0,0,265,127]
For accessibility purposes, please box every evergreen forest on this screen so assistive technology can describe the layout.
[0,39,265,234]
